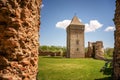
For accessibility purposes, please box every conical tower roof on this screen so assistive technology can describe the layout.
[70,16,83,25]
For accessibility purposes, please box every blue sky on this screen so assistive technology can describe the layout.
[40,0,115,48]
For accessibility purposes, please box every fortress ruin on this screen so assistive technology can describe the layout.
[86,41,105,59]
[66,16,104,59]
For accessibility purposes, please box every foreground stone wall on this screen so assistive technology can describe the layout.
[0,0,41,80]
[113,0,120,80]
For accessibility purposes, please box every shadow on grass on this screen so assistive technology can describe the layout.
[103,68,112,75]
[95,77,112,80]
[96,68,112,80]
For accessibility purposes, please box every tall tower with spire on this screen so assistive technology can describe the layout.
[66,16,85,58]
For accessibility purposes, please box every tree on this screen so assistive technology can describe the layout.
[104,48,114,57]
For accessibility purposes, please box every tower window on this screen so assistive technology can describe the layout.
[76,48,79,51]
[76,40,79,45]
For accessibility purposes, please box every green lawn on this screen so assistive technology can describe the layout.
[38,56,111,80]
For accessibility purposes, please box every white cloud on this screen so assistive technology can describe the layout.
[56,18,82,29]
[104,26,115,32]
[56,19,103,33]
[85,20,103,32]
[56,20,71,29]
[40,4,44,8]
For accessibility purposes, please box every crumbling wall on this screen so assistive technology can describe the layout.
[85,42,93,57]
[0,0,41,80]
[39,51,61,56]
[86,41,104,60]
[94,41,105,60]
[113,0,120,79]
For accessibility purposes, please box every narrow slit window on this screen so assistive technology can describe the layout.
[76,48,79,51]
[76,40,79,45]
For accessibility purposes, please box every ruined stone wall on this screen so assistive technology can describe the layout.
[0,0,41,80]
[39,51,61,56]
[113,0,120,79]
[85,42,92,57]
[94,41,104,60]
[86,41,104,60]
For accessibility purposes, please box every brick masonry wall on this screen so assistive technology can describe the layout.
[113,0,120,80]
[0,0,41,80]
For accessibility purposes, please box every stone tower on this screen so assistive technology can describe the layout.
[66,16,85,58]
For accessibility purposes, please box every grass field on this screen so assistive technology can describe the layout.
[38,56,111,80]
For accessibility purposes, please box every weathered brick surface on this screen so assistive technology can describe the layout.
[113,0,120,80]
[0,0,41,80]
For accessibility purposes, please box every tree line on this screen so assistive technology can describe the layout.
[104,48,114,58]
